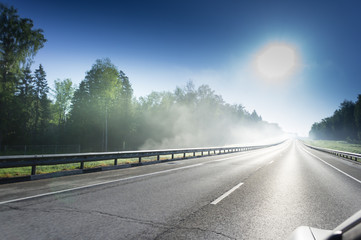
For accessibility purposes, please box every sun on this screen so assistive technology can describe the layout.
[256,43,297,80]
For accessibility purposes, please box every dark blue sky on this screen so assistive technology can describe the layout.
[3,0,361,136]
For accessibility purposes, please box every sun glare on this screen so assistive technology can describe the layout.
[256,44,297,80]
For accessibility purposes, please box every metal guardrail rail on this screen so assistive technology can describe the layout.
[0,142,284,177]
[304,143,361,162]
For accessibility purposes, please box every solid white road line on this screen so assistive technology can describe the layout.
[0,163,204,205]
[301,146,361,184]
[0,151,251,205]
[1,144,284,205]
[211,182,244,205]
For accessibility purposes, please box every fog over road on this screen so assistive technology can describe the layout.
[1,140,361,239]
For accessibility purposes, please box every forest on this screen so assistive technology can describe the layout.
[0,4,283,154]
[309,96,361,142]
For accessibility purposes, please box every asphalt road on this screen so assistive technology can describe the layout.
[1,139,361,239]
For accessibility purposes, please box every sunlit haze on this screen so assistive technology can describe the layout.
[3,0,361,138]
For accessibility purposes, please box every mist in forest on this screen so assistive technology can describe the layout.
[137,82,285,150]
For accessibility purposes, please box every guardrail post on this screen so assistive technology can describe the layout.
[171,154,174,159]
[80,162,84,169]
[183,153,186,158]
[193,152,195,157]
[157,155,160,161]
[114,158,117,166]
[201,151,204,156]
[31,165,36,175]
[139,157,141,164]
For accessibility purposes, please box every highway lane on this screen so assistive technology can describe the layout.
[1,139,361,239]
[156,140,361,239]
[0,143,286,204]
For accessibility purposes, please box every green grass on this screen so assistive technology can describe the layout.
[0,151,215,178]
[0,159,137,178]
[303,139,361,154]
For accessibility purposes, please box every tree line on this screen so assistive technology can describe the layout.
[309,96,361,142]
[0,4,283,153]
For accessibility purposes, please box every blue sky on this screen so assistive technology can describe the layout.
[3,0,361,136]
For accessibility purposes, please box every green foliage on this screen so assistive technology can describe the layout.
[304,139,361,154]
[355,95,361,140]
[0,4,46,146]
[33,64,51,142]
[309,98,361,142]
[68,58,134,150]
[134,82,281,149]
[52,78,74,125]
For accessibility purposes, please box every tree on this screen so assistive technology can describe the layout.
[68,59,132,151]
[0,4,46,146]
[111,70,134,150]
[355,95,361,140]
[135,83,283,150]
[250,110,262,122]
[33,64,50,141]
[52,78,74,125]
[16,65,36,142]
[309,98,358,141]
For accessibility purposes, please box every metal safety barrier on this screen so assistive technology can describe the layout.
[304,143,361,163]
[0,142,284,177]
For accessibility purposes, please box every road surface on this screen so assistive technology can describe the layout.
[1,139,361,239]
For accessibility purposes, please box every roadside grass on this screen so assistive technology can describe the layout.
[303,139,361,154]
[0,159,135,178]
[0,151,214,178]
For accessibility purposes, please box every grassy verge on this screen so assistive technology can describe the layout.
[0,151,214,178]
[303,139,361,154]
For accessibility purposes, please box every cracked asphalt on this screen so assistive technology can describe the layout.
[1,140,361,239]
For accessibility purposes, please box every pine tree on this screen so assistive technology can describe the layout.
[33,64,50,142]
[17,66,36,142]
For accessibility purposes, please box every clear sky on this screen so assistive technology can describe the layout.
[3,0,361,136]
